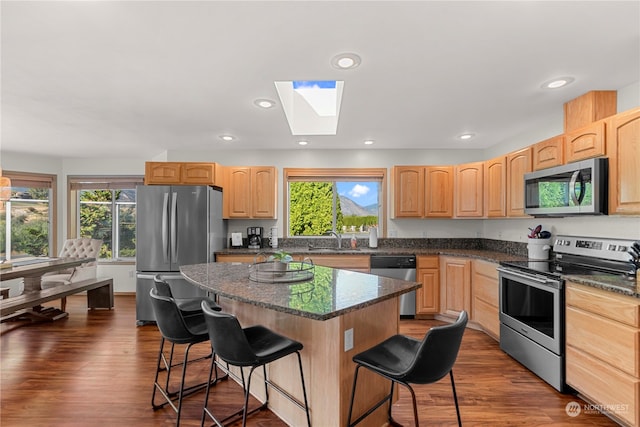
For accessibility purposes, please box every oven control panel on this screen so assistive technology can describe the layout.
[554,235,636,262]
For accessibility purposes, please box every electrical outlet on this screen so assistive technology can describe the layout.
[344,328,354,352]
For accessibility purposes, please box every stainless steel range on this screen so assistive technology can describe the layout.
[498,235,637,393]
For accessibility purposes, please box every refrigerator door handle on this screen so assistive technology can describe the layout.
[162,192,170,264]
[171,191,178,262]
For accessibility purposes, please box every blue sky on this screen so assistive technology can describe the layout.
[336,182,378,207]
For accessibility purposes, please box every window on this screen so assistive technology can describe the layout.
[284,168,386,238]
[0,171,57,260]
[68,176,143,261]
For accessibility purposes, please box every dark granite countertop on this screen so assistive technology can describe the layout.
[181,261,420,321]
[562,274,639,298]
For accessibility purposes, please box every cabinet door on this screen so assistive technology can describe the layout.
[393,166,424,217]
[309,255,370,272]
[472,260,500,339]
[224,167,252,218]
[607,107,640,215]
[565,121,606,162]
[506,147,531,217]
[416,256,439,314]
[483,156,506,217]
[182,163,217,185]
[440,257,471,318]
[251,167,276,218]
[532,135,564,170]
[454,162,483,217]
[425,166,453,217]
[145,162,182,184]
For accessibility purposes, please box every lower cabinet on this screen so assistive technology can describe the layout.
[416,256,439,315]
[439,256,471,319]
[565,282,640,427]
[471,259,500,340]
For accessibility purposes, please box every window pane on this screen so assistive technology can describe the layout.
[288,180,380,237]
[117,189,136,259]
[2,187,51,259]
[80,190,113,259]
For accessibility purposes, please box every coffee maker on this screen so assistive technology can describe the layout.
[247,227,263,249]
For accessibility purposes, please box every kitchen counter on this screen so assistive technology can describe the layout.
[180,261,420,321]
[562,273,639,298]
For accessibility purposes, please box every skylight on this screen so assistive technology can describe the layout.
[275,80,344,135]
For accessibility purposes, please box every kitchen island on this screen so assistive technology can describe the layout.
[181,261,420,426]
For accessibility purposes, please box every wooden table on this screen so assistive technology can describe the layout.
[181,261,420,426]
[0,257,96,321]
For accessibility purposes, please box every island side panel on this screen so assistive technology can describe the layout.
[341,297,400,426]
[219,296,400,426]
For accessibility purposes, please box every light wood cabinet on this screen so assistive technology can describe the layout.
[439,256,471,319]
[565,121,606,162]
[145,162,221,185]
[532,135,564,170]
[564,90,617,132]
[416,256,439,315]
[392,166,452,218]
[483,156,506,217]
[224,166,277,219]
[607,107,640,215]
[506,147,531,217]
[307,255,370,273]
[565,282,640,427]
[454,162,484,217]
[392,166,424,217]
[471,260,499,340]
[425,166,454,217]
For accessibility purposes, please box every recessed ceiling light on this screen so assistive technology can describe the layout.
[219,135,235,141]
[364,140,374,145]
[254,99,276,109]
[331,53,361,70]
[458,133,475,141]
[298,140,308,146]
[541,77,575,89]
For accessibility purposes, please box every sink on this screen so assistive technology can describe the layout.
[307,247,361,252]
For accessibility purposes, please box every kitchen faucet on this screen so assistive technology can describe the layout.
[326,230,342,249]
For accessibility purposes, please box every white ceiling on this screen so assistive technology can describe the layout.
[1,1,639,159]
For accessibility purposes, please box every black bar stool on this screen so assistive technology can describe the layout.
[347,310,468,427]
[200,300,311,427]
[149,288,223,427]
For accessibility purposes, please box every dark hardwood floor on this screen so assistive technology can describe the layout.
[1,295,618,426]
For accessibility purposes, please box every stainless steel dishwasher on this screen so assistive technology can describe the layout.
[370,255,417,317]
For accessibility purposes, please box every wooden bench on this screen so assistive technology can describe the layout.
[0,277,114,321]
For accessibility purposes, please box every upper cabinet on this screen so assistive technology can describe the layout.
[393,166,424,217]
[425,166,454,218]
[455,162,484,217]
[145,162,221,186]
[484,156,506,217]
[506,148,531,217]
[563,90,617,132]
[392,166,453,218]
[532,135,564,171]
[223,166,277,219]
[606,107,640,215]
[565,120,606,163]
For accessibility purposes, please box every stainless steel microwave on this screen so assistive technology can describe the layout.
[524,157,608,217]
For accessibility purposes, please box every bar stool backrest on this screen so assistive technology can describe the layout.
[405,310,468,384]
[153,275,173,297]
[149,288,198,344]
[201,301,260,366]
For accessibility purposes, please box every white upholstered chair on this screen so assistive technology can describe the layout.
[41,238,102,311]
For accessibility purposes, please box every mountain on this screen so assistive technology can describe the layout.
[339,196,374,217]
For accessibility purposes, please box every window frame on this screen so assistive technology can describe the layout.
[2,170,58,258]
[283,168,387,238]
[67,175,143,263]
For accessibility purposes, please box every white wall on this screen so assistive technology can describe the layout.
[1,82,639,292]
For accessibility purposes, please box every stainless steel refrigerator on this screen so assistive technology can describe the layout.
[135,185,227,324]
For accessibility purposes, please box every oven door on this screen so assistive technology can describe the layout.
[498,268,563,355]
